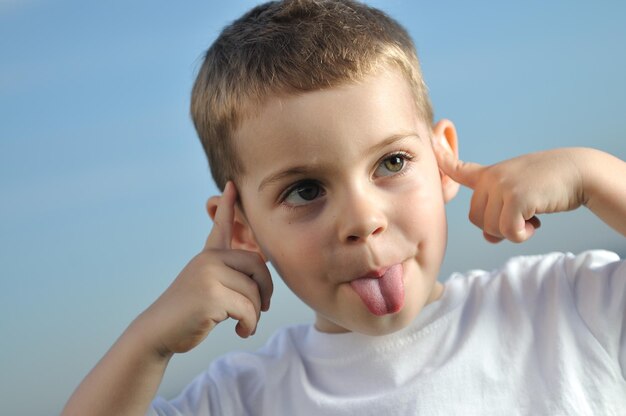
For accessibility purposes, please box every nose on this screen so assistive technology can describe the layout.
[336,188,388,244]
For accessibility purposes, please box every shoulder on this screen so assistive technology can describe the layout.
[434,251,626,394]
[211,323,310,378]
[456,250,622,288]
[444,250,624,314]
[150,324,312,414]
[500,250,624,295]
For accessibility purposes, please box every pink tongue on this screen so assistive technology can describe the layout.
[350,264,404,316]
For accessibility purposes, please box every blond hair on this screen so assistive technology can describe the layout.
[191,0,433,190]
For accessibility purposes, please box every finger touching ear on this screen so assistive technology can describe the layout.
[206,182,267,261]
[432,119,460,202]
[205,182,237,249]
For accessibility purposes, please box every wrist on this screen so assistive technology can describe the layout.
[569,147,626,235]
[570,147,602,207]
[126,310,175,364]
[560,147,595,207]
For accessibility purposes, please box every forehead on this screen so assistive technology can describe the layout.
[233,68,429,183]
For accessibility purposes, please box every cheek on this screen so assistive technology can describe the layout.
[256,219,327,274]
[393,172,448,248]
[399,169,445,215]
[257,223,330,308]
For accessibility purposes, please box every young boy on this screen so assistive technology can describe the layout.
[63,0,626,414]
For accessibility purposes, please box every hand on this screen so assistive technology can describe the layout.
[433,142,585,243]
[140,181,273,356]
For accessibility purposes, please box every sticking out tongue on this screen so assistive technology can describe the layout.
[350,264,404,316]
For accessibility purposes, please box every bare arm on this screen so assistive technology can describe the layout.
[61,316,172,415]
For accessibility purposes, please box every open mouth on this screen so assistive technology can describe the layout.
[350,263,405,316]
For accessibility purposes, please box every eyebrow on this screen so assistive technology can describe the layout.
[257,132,422,192]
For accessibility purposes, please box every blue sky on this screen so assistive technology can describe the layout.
[1,1,625,414]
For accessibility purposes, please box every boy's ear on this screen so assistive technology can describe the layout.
[432,119,460,203]
[206,196,267,262]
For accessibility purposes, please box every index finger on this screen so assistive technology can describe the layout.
[432,137,483,189]
[205,181,237,250]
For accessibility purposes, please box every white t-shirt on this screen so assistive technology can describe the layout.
[149,251,626,415]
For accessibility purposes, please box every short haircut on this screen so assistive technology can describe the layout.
[191,0,433,191]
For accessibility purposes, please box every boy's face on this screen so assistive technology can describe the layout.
[232,67,458,335]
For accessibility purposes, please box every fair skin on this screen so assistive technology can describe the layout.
[230,69,457,335]
[62,67,626,415]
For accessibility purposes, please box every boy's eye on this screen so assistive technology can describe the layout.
[384,155,404,172]
[283,181,324,206]
[375,153,411,177]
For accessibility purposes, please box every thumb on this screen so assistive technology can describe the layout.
[432,137,483,189]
